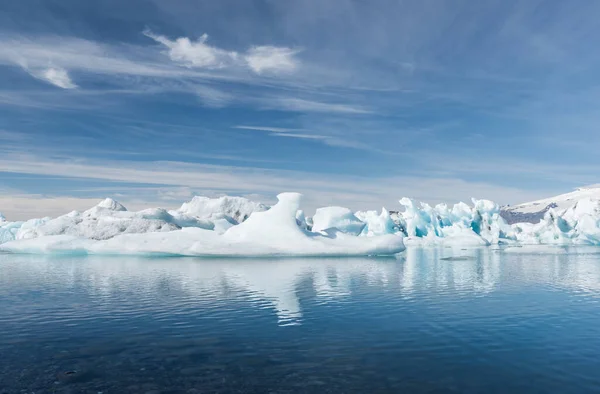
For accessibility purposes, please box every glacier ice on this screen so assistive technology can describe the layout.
[0,193,405,257]
[2,191,600,256]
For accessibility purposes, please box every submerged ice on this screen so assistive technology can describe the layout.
[2,191,600,256]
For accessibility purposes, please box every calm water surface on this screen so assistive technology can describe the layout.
[1,247,600,393]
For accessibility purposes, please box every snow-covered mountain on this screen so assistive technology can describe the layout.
[501,186,600,224]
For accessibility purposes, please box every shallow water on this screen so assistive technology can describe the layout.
[2,247,600,393]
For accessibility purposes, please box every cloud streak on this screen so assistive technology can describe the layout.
[233,125,301,133]
[269,98,371,114]
[233,125,330,142]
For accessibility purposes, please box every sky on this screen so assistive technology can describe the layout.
[1,0,599,220]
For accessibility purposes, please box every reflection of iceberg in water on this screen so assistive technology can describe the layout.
[399,247,501,295]
[2,248,600,326]
[221,259,400,325]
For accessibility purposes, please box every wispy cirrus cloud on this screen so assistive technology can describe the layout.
[233,125,301,133]
[11,49,78,89]
[268,98,371,114]
[0,32,359,117]
[233,125,328,142]
[271,133,327,140]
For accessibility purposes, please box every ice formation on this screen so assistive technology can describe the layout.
[2,190,600,256]
[384,198,516,246]
[0,193,405,257]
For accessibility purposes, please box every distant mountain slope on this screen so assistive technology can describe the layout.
[501,186,600,224]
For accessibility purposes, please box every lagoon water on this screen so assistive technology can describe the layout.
[2,247,600,393]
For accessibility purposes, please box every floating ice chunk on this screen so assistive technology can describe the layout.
[311,206,366,236]
[1,193,405,257]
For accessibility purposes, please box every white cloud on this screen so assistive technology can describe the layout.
[143,30,238,69]
[38,66,78,89]
[144,30,300,76]
[245,46,300,74]
[0,34,383,117]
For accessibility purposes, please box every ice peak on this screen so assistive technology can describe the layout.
[0,212,5,222]
[96,198,127,212]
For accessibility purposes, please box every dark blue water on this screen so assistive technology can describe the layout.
[2,247,600,393]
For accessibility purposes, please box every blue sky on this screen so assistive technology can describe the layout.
[1,0,599,219]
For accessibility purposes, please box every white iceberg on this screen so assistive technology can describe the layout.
[0,193,405,257]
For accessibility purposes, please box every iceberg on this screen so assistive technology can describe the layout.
[2,189,600,256]
[0,193,405,257]
[357,198,516,246]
